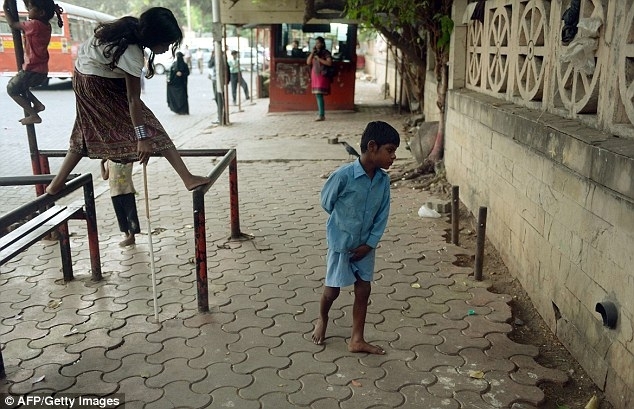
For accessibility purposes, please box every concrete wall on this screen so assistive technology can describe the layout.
[435,1,634,407]
[443,90,634,408]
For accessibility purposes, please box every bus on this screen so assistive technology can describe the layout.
[0,1,115,81]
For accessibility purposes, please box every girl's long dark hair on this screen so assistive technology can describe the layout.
[93,7,182,78]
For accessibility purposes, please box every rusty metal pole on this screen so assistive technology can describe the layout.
[229,155,241,239]
[193,189,209,312]
[451,186,460,245]
[474,206,487,281]
[7,0,44,194]
[83,175,102,281]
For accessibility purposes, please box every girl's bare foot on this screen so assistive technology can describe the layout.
[20,115,42,125]
[185,175,211,191]
[348,340,385,355]
[312,318,328,345]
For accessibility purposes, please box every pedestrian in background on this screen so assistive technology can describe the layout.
[3,0,63,125]
[312,121,400,355]
[100,159,140,247]
[166,51,189,115]
[306,36,332,121]
[228,50,250,105]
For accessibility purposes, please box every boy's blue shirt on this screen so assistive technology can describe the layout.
[321,158,390,252]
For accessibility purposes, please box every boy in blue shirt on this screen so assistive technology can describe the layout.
[313,121,400,354]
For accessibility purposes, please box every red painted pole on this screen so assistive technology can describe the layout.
[193,190,209,312]
[229,156,240,239]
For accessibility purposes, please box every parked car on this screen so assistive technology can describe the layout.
[152,52,174,75]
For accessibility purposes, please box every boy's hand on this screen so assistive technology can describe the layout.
[349,244,372,262]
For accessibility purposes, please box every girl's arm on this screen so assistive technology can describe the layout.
[123,71,152,165]
[100,159,109,180]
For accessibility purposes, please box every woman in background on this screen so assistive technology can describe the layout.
[166,51,190,115]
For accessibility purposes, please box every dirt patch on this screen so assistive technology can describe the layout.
[390,160,614,409]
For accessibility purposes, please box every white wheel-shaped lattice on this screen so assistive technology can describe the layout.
[618,2,634,124]
[467,20,483,87]
[487,6,511,93]
[555,0,603,113]
[516,0,549,101]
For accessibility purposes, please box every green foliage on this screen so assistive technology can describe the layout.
[436,14,454,50]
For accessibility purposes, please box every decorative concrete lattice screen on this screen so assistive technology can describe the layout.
[465,0,634,139]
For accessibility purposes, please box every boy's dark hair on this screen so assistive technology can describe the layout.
[29,0,63,28]
[360,121,400,153]
[95,7,182,79]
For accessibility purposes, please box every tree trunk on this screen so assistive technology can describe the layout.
[428,58,448,162]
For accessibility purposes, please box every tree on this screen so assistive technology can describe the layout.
[343,0,453,166]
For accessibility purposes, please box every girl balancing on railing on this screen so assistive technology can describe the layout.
[3,0,63,125]
[45,7,210,195]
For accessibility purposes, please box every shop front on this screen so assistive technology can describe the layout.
[267,23,357,112]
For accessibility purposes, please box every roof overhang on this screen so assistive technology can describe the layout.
[219,0,355,25]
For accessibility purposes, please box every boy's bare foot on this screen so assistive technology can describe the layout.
[185,175,212,191]
[348,340,385,355]
[119,235,136,247]
[33,103,45,112]
[20,115,42,125]
[312,318,328,345]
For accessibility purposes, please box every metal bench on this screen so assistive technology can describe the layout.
[0,173,102,378]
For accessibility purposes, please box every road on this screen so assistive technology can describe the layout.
[0,70,260,213]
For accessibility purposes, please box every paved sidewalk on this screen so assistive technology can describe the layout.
[0,83,567,408]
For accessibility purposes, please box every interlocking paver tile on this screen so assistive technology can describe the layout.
[191,362,252,393]
[482,370,546,407]
[391,326,442,350]
[454,390,499,409]
[116,376,163,403]
[399,384,460,409]
[207,386,259,409]
[8,363,74,395]
[436,328,491,355]
[459,347,517,374]
[239,367,302,399]
[427,366,488,397]
[332,356,386,384]
[419,313,468,335]
[279,351,337,380]
[288,373,351,406]
[146,318,200,342]
[444,299,491,320]
[147,337,203,364]
[36,308,90,329]
[108,314,161,338]
[485,332,539,359]
[60,347,120,377]
[65,328,123,353]
[233,346,290,374]
[463,315,514,338]
[408,344,465,372]
[3,322,48,349]
[145,380,212,409]
[103,353,162,383]
[376,359,435,392]
[510,355,569,386]
[146,357,206,388]
[264,312,312,336]
[341,381,404,409]
[2,338,41,366]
